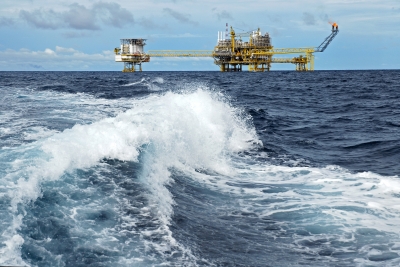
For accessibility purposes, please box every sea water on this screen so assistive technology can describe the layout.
[1,71,400,266]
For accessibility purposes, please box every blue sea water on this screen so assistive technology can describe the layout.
[1,70,400,266]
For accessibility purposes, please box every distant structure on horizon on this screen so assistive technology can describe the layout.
[114,23,339,72]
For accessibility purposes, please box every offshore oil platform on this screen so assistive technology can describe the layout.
[114,23,339,72]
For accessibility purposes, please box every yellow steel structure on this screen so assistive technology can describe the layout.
[147,50,212,57]
[114,25,338,72]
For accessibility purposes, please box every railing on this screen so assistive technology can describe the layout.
[147,50,213,57]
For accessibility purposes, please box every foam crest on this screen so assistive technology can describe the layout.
[121,78,146,87]
[0,88,259,264]
[122,77,164,91]
[152,77,164,84]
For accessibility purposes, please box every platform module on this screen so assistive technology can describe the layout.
[114,24,339,72]
[114,39,150,72]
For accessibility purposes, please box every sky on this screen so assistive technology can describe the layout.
[0,0,399,71]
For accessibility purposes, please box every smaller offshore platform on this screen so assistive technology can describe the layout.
[114,39,150,72]
[114,23,339,72]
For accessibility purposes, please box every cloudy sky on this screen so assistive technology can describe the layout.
[0,0,399,71]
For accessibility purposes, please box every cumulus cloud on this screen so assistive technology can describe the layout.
[163,8,198,26]
[44,48,56,55]
[302,12,316,25]
[19,2,134,30]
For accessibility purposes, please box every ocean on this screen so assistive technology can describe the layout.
[1,70,400,266]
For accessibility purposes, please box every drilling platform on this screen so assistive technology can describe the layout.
[114,23,339,72]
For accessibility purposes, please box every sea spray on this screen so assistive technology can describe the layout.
[0,88,259,266]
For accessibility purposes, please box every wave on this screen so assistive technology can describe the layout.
[0,88,259,266]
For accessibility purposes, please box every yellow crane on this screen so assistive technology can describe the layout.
[114,24,339,72]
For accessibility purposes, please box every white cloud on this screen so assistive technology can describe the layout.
[0,47,115,70]
[44,48,56,55]
[55,46,79,53]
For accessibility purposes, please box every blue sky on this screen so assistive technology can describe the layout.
[0,0,399,71]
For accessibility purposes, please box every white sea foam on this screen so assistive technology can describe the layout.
[152,77,164,84]
[23,126,58,141]
[207,162,400,230]
[0,88,258,265]
[121,78,146,87]
[187,159,400,264]
[122,77,164,91]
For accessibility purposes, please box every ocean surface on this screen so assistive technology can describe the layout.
[1,70,400,266]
